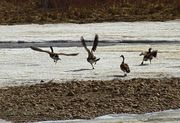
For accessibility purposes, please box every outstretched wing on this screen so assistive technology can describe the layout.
[151,50,158,57]
[81,36,91,54]
[139,52,145,56]
[56,53,79,56]
[139,51,148,56]
[92,34,98,52]
[30,46,51,54]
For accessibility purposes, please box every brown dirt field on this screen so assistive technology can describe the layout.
[0,0,179,25]
[0,78,180,123]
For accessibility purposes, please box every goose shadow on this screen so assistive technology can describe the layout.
[138,64,149,66]
[108,75,127,78]
[65,68,93,72]
[167,66,180,68]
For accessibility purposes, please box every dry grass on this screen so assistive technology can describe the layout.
[0,0,179,24]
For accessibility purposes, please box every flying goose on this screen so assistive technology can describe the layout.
[81,34,100,69]
[30,46,79,63]
[120,55,130,76]
[140,48,158,65]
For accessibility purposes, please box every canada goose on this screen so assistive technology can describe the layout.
[120,55,130,76]
[30,46,79,63]
[81,34,100,69]
[140,48,158,65]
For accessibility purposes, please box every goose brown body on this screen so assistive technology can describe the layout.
[120,55,130,76]
[81,34,100,69]
[30,46,79,63]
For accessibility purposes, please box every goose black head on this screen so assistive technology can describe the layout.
[120,55,124,58]
[148,48,152,53]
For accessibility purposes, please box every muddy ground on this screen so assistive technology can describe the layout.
[0,0,179,25]
[0,78,180,123]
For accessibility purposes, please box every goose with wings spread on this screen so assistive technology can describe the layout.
[140,48,158,65]
[30,46,79,63]
[81,34,100,69]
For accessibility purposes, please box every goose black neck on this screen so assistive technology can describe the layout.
[121,56,125,63]
[148,48,152,53]
[50,46,54,53]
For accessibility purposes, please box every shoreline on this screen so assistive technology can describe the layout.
[0,40,180,49]
[0,78,180,123]
[1,18,179,26]
[0,16,179,26]
[0,17,180,26]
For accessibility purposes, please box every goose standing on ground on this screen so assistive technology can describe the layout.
[140,48,158,65]
[30,46,79,63]
[81,34,100,69]
[120,55,130,76]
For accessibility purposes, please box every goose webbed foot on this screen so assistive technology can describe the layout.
[124,73,127,77]
[141,61,144,65]
[54,60,57,64]
[91,64,95,69]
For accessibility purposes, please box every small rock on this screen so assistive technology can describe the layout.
[66,91,75,96]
